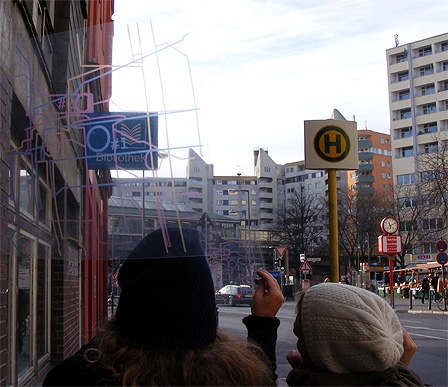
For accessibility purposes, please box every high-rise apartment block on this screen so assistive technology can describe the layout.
[386,32,448,254]
[387,33,448,183]
[347,130,393,203]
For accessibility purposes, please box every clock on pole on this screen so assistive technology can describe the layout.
[381,216,399,234]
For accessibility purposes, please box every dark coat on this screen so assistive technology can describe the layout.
[43,316,280,386]
[422,278,430,291]
[286,362,426,386]
[43,340,111,386]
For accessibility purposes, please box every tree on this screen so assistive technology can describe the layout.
[272,187,326,273]
[393,142,448,267]
[338,188,389,271]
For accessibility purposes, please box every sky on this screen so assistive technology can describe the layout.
[110,0,448,177]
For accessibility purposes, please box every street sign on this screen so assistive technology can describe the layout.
[300,260,312,271]
[378,235,402,255]
[436,252,448,265]
[268,271,282,278]
[435,240,448,253]
[416,254,432,263]
[275,247,287,258]
[307,257,321,262]
[304,119,358,170]
[299,253,305,262]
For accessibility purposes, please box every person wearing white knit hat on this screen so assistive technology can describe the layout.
[286,283,425,386]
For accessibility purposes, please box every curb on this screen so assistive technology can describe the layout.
[407,309,448,315]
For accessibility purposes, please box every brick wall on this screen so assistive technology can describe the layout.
[51,242,81,361]
[0,69,12,387]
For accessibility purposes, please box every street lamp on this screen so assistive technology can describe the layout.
[229,187,253,288]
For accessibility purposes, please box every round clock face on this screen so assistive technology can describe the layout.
[381,217,398,234]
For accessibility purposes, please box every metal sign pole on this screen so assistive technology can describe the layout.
[389,257,394,308]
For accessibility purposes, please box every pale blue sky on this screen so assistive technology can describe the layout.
[111,0,448,176]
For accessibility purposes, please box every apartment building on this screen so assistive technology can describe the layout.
[347,130,393,202]
[386,32,448,255]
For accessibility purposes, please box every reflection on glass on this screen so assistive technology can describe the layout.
[19,164,33,215]
[38,182,48,222]
[17,236,32,375]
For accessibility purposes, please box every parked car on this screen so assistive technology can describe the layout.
[215,284,253,306]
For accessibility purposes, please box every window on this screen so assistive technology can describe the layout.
[383,184,386,190]
[387,162,391,167]
[421,84,435,95]
[421,170,437,182]
[315,182,321,189]
[380,138,385,144]
[423,218,442,230]
[396,53,407,63]
[423,122,437,133]
[397,173,416,185]
[423,142,438,154]
[443,61,448,71]
[397,71,409,82]
[401,146,413,157]
[422,103,436,114]
[382,172,386,178]
[387,174,391,179]
[397,90,409,100]
[401,221,417,232]
[381,161,385,167]
[19,163,34,216]
[399,109,411,119]
[419,64,433,76]
[418,46,432,57]
[386,139,390,145]
[11,234,51,381]
[442,42,448,52]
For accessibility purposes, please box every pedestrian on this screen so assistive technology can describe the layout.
[286,283,425,386]
[431,272,440,301]
[43,227,283,386]
[421,274,430,303]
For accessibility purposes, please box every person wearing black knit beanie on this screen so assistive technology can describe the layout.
[43,227,284,386]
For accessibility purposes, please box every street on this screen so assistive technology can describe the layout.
[217,302,448,387]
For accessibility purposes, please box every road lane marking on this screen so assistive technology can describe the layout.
[407,332,448,341]
[402,325,448,333]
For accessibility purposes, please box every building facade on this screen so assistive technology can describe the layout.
[347,129,393,202]
[0,1,113,385]
[386,32,448,257]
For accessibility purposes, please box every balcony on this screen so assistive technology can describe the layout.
[358,139,372,148]
[358,152,373,160]
[356,187,375,195]
[358,164,374,172]
[355,175,374,184]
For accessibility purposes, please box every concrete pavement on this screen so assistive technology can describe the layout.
[281,294,448,315]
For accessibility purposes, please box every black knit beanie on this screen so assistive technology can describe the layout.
[115,227,217,349]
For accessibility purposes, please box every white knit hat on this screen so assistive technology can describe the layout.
[300,283,403,374]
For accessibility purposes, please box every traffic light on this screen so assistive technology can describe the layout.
[274,258,280,268]
[278,258,284,271]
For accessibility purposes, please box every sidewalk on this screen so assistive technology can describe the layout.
[386,295,448,315]
[282,295,448,315]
